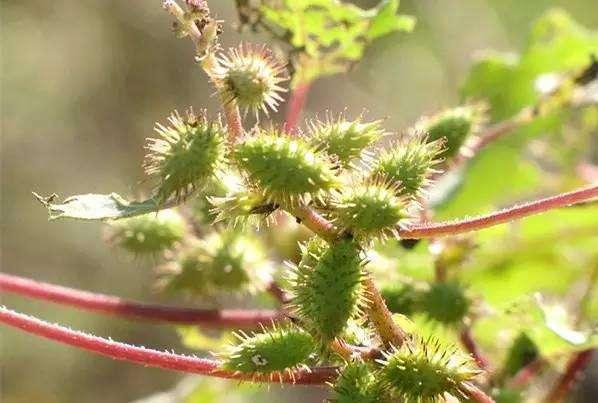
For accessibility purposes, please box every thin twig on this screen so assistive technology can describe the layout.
[543,349,594,403]
[363,276,408,348]
[0,306,337,385]
[288,203,339,242]
[284,82,312,133]
[460,326,490,371]
[399,185,598,239]
[0,273,282,328]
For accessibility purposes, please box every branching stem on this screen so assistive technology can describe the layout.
[284,81,312,133]
[0,306,337,385]
[398,185,598,239]
[0,273,282,328]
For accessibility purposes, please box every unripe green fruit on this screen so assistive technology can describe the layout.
[380,337,480,402]
[144,109,226,203]
[332,180,410,241]
[233,130,339,206]
[421,281,470,325]
[371,134,443,198]
[106,209,185,254]
[308,114,385,168]
[289,238,365,344]
[214,44,288,115]
[209,189,276,228]
[502,332,539,378]
[220,324,315,376]
[158,230,272,295]
[381,283,420,316]
[332,361,388,403]
[417,105,485,160]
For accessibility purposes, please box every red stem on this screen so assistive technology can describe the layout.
[460,327,490,371]
[0,306,337,385]
[464,383,496,403]
[399,185,598,239]
[508,358,547,388]
[544,349,594,403]
[284,82,311,133]
[0,273,282,328]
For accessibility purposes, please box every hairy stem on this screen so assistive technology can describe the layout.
[287,203,339,242]
[0,306,337,384]
[0,273,282,328]
[399,185,598,239]
[284,81,312,133]
[363,276,408,348]
[543,349,594,403]
[460,326,490,371]
[222,100,245,142]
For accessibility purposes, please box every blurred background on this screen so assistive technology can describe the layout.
[1,1,597,402]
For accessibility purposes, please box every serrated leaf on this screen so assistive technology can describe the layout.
[34,192,163,221]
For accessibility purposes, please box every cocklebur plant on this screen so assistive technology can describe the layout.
[4,1,598,403]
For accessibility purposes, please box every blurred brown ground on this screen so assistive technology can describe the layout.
[1,1,597,402]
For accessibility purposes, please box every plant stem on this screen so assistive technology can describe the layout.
[463,383,496,403]
[284,81,312,133]
[287,203,339,242]
[508,358,547,388]
[398,185,598,239]
[460,326,490,371]
[0,273,282,328]
[363,276,408,348]
[543,349,594,403]
[0,306,337,384]
[222,100,245,142]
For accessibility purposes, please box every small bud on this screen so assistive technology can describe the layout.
[331,361,388,403]
[416,104,486,160]
[421,281,471,325]
[288,238,366,344]
[332,179,411,242]
[144,109,226,204]
[232,129,339,206]
[219,324,315,378]
[370,133,443,199]
[214,43,288,116]
[308,113,385,168]
[379,337,480,401]
[106,209,185,254]
[157,230,272,296]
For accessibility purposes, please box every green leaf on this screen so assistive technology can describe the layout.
[34,192,163,221]
[259,0,415,83]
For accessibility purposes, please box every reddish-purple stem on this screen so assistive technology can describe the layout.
[544,349,594,403]
[460,327,490,371]
[399,185,598,239]
[0,273,282,328]
[0,306,337,384]
[284,82,311,133]
[464,383,496,403]
[508,358,547,388]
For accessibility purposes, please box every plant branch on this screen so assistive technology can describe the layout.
[543,349,594,403]
[363,276,408,348]
[398,185,598,239]
[284,81,312,133]
[463,383,496,403]
[287,203,339,242]
[0,306,337,385]
[0,273,282,328]
[460,326,490,371]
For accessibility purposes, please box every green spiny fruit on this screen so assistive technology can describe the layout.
[288,238,366,344]
[421,281,470,325]
[416,104,486,160]
[214,43,288,115]
[332,179,410,241]
[379,337,480,402]
[381,283,420,316]
[232,129,339,206]
[331,361,388,403]
[308,113,385,168]
[106,209,185,254]
[157,230,272,295]
[144,109,226,203]
[219,324,315,378]
[209,188,277,228]
[371,133,443,199]
[502,332,539,378]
